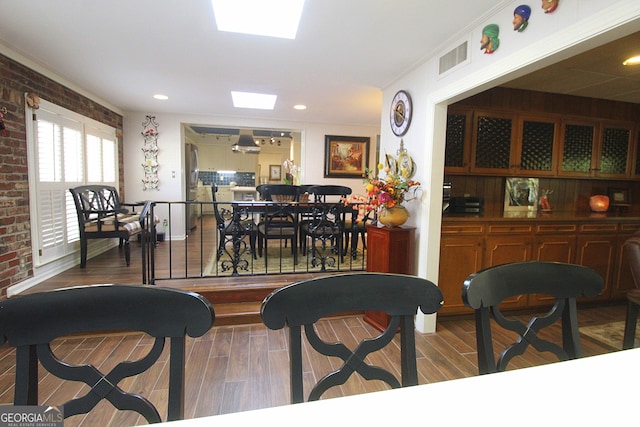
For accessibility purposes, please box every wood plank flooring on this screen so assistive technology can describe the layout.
[1,229,630,425]
[0,304,626,426]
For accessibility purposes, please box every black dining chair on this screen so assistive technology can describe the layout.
[261,273,444,403]
[300,185,352,269]
[256,184,300,264]
[0,284,215,423]
[462,261,604,375]
[623,236,640,349]
[212,184,257,260]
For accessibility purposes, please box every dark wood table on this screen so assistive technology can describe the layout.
[220,201,360,276]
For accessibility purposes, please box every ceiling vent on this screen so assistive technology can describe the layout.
[231,134,261,154]
[439,41,468,75]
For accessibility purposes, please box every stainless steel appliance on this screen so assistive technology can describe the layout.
[185,143,199,232]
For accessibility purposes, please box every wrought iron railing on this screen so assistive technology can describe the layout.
[141,201,367,285]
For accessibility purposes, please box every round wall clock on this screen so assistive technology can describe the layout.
[390,90,412,136]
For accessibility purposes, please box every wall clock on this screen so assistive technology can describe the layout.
[390,90,412,136]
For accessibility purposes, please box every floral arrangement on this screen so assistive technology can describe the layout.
[282,159,300,185]
[363,162,421,210]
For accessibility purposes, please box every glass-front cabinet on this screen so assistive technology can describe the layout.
[517,116,558,176]
[445,107,637,179]
[559,119,634,178]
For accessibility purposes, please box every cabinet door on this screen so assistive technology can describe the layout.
[444,109,472,174]
[471,112,517,174]
[531,232,577,306]
[516,117,558,176]
[596,122,633,178]
[438,236,483,314]
[611,224,640,299]
[485,234,532,309]
[576,227,617,301]
[558,120,597,177]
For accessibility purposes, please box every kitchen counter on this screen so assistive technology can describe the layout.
[230,186,258,201]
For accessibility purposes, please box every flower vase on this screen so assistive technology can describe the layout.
[377,205,409,228]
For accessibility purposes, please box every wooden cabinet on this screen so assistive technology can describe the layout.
[445,107,636,180]
[365,226,416,330]
[598,121,634,178]
[575,223,618,301]
[484,223,533,309]
[517,117,558,176]
[438,224,484,315]
[470,112,517,174]
[558,119,634,178]
[611,223,640,298]
[444,108,472,173]
[439,218,640,314]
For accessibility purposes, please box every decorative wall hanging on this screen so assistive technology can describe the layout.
[513,5,531,32]
[542,0,559,14]
[141,115,159,191]
[480,24,500,54]
[324,135,370,178]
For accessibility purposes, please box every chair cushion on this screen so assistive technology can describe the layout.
[84,213,142,234]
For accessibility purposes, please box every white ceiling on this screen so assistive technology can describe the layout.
[0,1,638,128]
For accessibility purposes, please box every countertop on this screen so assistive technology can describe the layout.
[442,210,640,222]
[230,186,257,192]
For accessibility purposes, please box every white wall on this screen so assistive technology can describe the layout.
[123,112,379,238]
[380,0,640,332]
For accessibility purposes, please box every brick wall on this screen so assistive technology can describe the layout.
[0,53,124,295]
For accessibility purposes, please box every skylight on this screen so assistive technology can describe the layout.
[211,0,305,40]
[231,91,277,110]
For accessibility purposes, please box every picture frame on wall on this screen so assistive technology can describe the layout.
[504,177,539,217]
[324,135,370,178]
[608,188,631,207]
[269,165,281,181]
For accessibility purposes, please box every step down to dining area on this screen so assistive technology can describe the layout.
[172,272,332,326]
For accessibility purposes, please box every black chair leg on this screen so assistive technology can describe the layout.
[623,300,638,350]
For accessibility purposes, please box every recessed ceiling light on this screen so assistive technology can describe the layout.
[211,0,304,39]
[231,91,277,110]
[293,104,307,110]
[153,94,168,100]
[623,55,640,65]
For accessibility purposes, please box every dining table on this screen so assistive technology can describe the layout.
[221,200,361,275]
[160,347,639,425]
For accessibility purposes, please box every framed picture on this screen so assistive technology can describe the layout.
[269,165,281,181]
[324,135,370,178]
[608,188,631,207]
[504,177,539,216]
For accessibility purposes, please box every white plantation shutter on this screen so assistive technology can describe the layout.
[29,99,118,266]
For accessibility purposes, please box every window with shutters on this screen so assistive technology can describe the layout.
[27,98,118,266]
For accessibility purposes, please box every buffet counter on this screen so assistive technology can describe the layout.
[438,210,640,315]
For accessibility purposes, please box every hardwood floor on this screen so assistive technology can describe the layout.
[1,231,629,425]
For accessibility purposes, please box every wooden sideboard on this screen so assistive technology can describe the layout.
[365,225,415,330]
[439,214,640,315]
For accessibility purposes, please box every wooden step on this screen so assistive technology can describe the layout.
[213,301,264,325]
